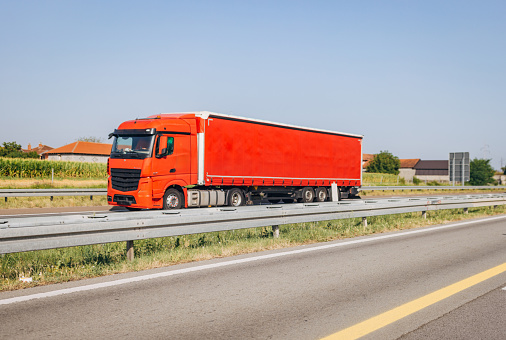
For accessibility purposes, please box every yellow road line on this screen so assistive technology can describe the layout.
[322,262,506,340]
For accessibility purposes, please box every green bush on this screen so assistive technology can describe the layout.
[366,151,401,175]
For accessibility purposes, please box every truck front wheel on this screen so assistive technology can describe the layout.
[163,188,183,209]
[227,188,245,207]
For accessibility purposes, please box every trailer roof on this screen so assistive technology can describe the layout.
[157,111,364,139]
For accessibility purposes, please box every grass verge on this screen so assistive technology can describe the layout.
[1,205,504,291]
[361,188,506,197]
[0,178,108,209]
[0,196,109,209]
[0,178,107,189]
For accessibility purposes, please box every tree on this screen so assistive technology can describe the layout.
[366,151,400,175]
[77,136,103,143]
[502,166,506,175]
[0,141,38,158]
[469,158,496,185]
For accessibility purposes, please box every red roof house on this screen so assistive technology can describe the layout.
[44,141,112,163]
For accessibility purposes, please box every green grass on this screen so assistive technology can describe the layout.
[362,173,405,185]
[1,205,504,291]
[0,196,109,209]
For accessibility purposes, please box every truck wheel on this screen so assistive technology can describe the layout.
[163,188,183,209]
[315,187,328,202]
[299,187,315,203]
[227,188,244,207]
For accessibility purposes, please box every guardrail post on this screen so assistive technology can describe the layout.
[272,225,280,238]
[422,211,427,219]
[50,196,54,201]
[126,240,134,261]
[463,208,468,214]
[4,197,6,203]
[90,195,93,201]
[362,217,368,227]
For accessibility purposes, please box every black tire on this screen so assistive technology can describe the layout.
[299,187,315,203]
[227,188,245,207]
[315,187,328,202]
[163,188,183,209]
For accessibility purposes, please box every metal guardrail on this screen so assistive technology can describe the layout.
[1,194,505,257]
[1,186,505,200]
[361,185,506,191]
[0,188,105,200]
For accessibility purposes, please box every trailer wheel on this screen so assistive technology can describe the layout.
[163,188,183,209]
[227,188,245,207]
[315,187,328,202]
[299,187,315,203]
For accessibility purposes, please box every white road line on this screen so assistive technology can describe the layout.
[1,215,506,306]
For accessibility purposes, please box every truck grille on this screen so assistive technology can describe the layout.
[111,168,142,192]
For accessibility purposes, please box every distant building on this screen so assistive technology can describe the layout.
[44,141,112,163]
[493,173,506,185]
[22,143,53,159]
[414,160,449,182]
[362,154,421,180]
[398,159,421,182]
[363,155,451,183]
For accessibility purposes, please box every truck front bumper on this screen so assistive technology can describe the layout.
[107,177,156,209]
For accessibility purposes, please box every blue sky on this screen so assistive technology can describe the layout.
[1,1,505,169]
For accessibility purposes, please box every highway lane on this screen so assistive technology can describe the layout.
[399,285,506,339]
[0,215,505,339]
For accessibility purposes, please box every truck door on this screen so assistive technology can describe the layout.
[152,134,191,197]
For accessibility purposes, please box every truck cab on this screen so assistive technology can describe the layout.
[107,115,195,210]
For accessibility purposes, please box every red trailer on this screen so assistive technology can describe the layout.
[107,112,363,210]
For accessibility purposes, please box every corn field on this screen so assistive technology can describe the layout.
[0,157,107,179]
[362,173,404,185]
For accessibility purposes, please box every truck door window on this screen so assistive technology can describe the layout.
[155,136,174,157]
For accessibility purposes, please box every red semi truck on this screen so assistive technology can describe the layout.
[107,112,363,210]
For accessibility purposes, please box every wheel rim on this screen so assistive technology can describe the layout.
[231,192,241,206]
[318,190,326,201]
[166,194,179,208]
[304,189,313,202]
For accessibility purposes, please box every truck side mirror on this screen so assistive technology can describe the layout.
[156,136,168,158]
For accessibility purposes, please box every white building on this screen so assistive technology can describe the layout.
[44,141,112,163]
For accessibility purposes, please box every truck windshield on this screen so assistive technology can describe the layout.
[110,135,154,159]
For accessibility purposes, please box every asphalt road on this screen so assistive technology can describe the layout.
[1,216,505,339]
